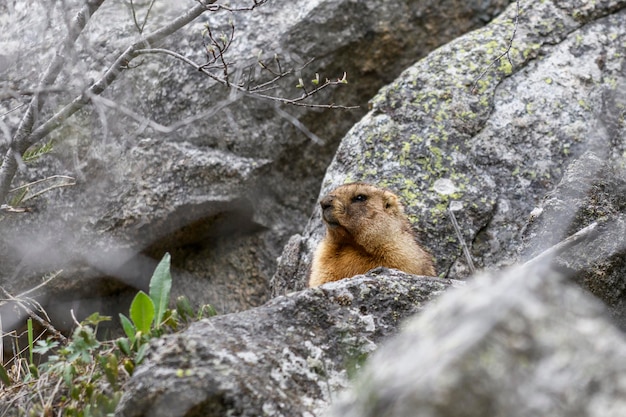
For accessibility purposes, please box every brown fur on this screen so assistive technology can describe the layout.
[308,182,436,287]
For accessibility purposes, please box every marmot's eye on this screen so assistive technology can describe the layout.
[352,194,367,203]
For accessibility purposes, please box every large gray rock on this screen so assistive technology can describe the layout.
[328,265,626,417]
[521,151,626,329]
[0,0,509,329]
[272,0,626,293]
[115,270,453,417]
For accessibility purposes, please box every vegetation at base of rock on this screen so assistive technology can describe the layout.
[0,253,216,416]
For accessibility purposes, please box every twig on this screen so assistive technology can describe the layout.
[0,103,27,118]
[10,270,63,300]
[0,1,219,205]
[523,222,599,268]
[134,48,359,109]
[9,175,75,193]
[70,309,81,328]
[201,0,269,12]
[252,58,315,93]
[0,286,67,343]
[470,0,520,94]
[0,0,106,202]
[447,205,476,274]
[89,94,236,134]
[274,104,324,145]
[130,0,157,34]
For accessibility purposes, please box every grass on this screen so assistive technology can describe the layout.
[0,253,216,416]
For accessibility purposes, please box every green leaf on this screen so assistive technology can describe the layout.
[100,353,119,388]
[198,304,217,319]
[119,314,136,344]
[116,338,132,356]
[23,140,54,163]
[8,186,27,207]
[130,291,155,334]
[82,312,112,326]
[28,363,38,379]
[0,363,11,386]
[68,326,99,363]
[149,253,172,329]
[63,363,76,387]
[33,339,59,355]
[135,343,150,365]
[175,295,194,322]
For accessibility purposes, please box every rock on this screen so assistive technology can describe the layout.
[273,0,626,291]
[0,0,510,328]
[521,151,626,330]
[115,269,453,417]
[328,265,626,417]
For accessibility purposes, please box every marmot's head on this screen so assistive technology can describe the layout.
[310,182,435,286]
[319,183,406,242]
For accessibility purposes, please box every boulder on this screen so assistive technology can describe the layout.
[521,151,626,330]
[328,265,626,417]
[115,270,453,417]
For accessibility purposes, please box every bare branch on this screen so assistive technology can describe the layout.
[0,281,68,344]
[523,222,599,268]
[274,104,325,145]
[0,0,106,202]
[134,48,359,109]
[201,0,269,12]
[447,205,476,274]
[89,94,236,134]
[130,0,157,34]
[0,0,219,204]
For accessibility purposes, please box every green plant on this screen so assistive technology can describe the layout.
[116,253,174,372]
[0,253,217,415]
[22,140,54,163]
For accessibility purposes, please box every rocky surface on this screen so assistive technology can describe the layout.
[0,0,509,331]
[521,151,626,330]
[273,0,626,292]
[115,270,453,417]
[328,265,626,417]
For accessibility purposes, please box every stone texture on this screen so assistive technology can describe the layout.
[328,265,626,417]
[521,151,626,330]
[115,270,453,417]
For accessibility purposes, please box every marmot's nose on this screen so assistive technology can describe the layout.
[320,195,334,210]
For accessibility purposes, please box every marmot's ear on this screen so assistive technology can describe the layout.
[383,193,398,212]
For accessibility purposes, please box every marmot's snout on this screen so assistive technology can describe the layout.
[320,194,340,227]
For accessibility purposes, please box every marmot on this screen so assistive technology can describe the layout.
[308,182,436,287]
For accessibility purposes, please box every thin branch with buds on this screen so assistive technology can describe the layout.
[201,21,236,85]
[134,48,358,109]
